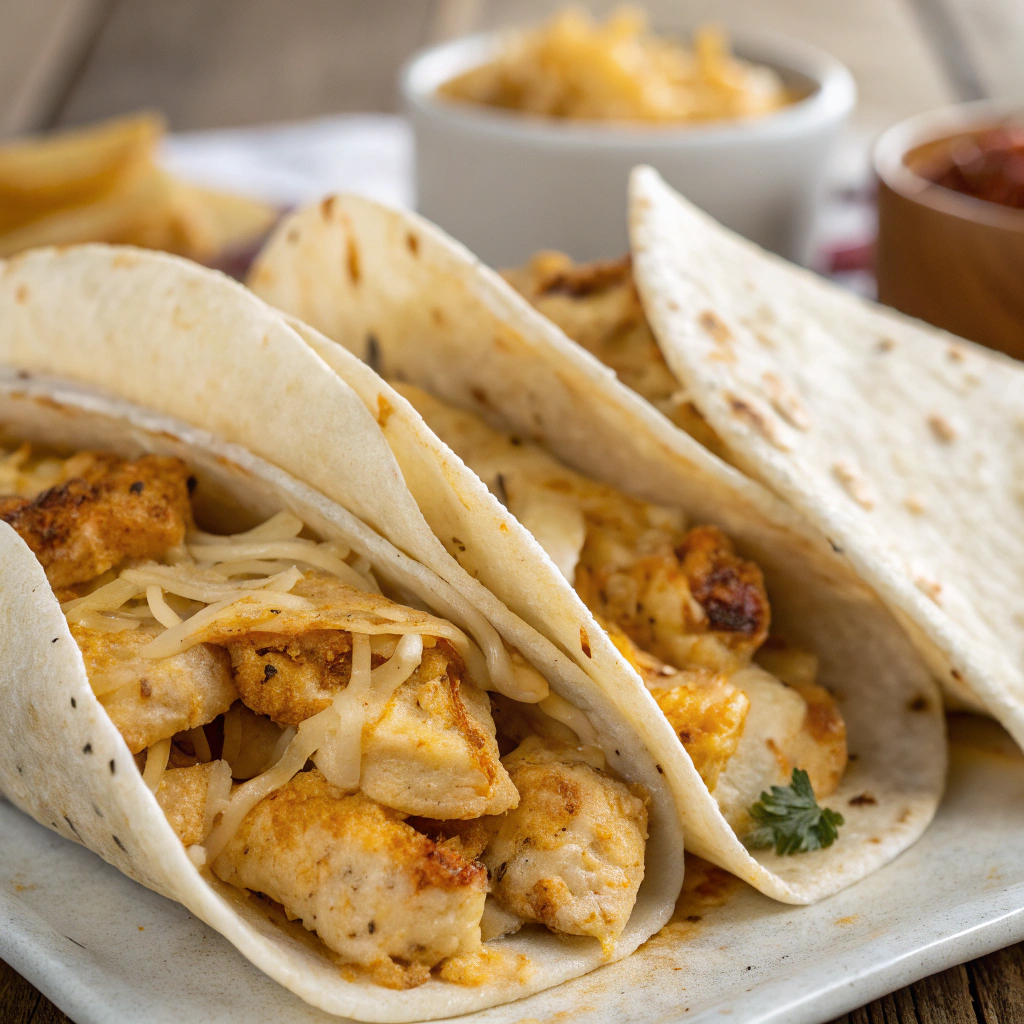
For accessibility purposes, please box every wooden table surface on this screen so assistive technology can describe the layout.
[2,1,1023,1022]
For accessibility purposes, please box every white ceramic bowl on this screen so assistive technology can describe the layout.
[401,30,856,267]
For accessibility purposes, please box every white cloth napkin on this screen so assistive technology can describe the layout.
[161,113,873,293]
[161,114,412,209]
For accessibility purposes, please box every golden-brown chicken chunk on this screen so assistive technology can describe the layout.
[481,737,647,951]
[227,628,357,725]
[0,453,194,591]
[212,770,487,985]
[155,760,232,846]
[205,576,516,819]
[360,641,519,819]
[72,622,237,753]
[503,252,725,456]
[576,521,770,675]
[649,671,749,791]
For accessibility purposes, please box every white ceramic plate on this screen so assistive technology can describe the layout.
[3,714,1023,1024]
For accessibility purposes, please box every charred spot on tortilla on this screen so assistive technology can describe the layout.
[927,414,956,443]
[580,625,592,658]
[471,386,489,407]
[727,394,782,445]
[494,473,509,507]
[405,232,420,256]
[908,695,930,712]
[376,393,393,427]
[365,333,381,375]
[848,793,877,806]
[699,310,732,347]
[345,234,361,285]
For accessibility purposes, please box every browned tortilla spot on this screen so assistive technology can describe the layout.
[346,235,361,285]
[699,310,732,346]
[579,625,592,658]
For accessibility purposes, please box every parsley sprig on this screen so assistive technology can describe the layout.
[745,768,844,856]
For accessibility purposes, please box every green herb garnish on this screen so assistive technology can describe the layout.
[745,768,844,855]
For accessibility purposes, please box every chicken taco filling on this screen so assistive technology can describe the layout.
[397,386,848,846]
[503,251,729,459]
[0,442,649,988]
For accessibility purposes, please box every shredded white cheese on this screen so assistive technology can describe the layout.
[142,737,172,793]
[146,586,182,628]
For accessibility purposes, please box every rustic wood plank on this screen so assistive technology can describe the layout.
[910,963,980,1024]
[827,961,980,1024]
[0,0,111,138]
[0,958,42,1024]
[55,0,437,131]
[831,987,917,1023]
[27,996,74,1024]
[473,0,956,135]
[970,942,1024,1022]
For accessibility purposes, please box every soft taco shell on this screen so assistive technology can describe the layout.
[627,166,1024,745]
[0,252,684,1020]
[248,194,947,904]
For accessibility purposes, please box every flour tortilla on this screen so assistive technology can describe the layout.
[628,166,1024,745]
[0,249,684,1021]
[248,194,946,904]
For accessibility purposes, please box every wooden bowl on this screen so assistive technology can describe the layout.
[874,103,1024,361]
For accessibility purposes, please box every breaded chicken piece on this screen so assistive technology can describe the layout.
[712,665,847,830]
[482,737,647,951]
[649,672,749,791]
[155,760,232,846]
[212,579,516,819]
[227,627,358,725]
[72,622,238,753]
[503,252,726,456]
[212,770,487,985]
[603,623,749,789]
[577,521,770,675]
[360,641,518,819]
[0,453,194,591]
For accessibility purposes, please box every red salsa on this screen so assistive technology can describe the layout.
[920,125,1024,210]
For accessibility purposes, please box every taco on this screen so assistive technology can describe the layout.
[474,166,1024,749]
[248,194,946,904]
[0,247,685,1021]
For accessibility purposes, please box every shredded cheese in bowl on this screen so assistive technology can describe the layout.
[439,8,793,124]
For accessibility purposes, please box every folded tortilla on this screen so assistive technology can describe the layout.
[248,194,946,904]
[0,247,686,1022]
[624,167,1024,746]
